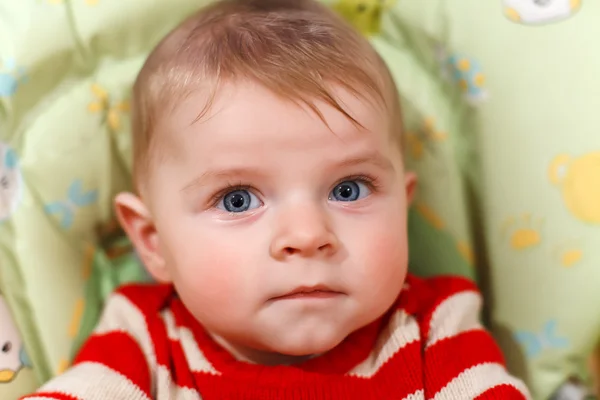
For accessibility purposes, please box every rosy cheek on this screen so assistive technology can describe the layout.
[179,246,237,296]
[372,230,408,266]
[355,216,409,279]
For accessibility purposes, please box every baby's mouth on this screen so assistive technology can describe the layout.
[271,285,343,301]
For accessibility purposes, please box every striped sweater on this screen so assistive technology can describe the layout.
[21,275,531,399]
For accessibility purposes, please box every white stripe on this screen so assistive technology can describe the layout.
[21,398,64,400]
[161,310,221,376]
[94,293,157,392]
[432,362,531,400]
[22,398,78,400]
[156,364,202,400]
[348,310,420,378]
[404,389,425,400]
[162,308,179,340]
[21,398,69,400]
[38,362,151,400]
[427,291,484,347]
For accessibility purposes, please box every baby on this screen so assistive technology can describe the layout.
[22,0,531,399]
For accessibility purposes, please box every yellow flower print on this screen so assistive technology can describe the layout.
[406,117,447,160]
[88,83,130,131]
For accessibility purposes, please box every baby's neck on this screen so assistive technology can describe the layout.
[210,333,318,366]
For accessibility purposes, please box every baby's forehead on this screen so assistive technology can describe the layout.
[160,81,393,148]
[151,93,402,193]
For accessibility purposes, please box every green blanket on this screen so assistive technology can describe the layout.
[0,1,598,399]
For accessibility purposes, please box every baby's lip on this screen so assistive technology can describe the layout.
[270,284,344,300]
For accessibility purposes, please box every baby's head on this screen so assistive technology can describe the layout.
[116,0,416,365]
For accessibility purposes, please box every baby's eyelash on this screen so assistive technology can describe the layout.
[207,174,381,208]
[335,174,382,191]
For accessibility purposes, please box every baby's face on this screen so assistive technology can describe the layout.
[146,81,415,363]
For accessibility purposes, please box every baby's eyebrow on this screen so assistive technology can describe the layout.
[181,168,266,193]
[180,152,393,192]
[331,151,394,172]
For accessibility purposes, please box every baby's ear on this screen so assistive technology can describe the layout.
[404,171,417,205]
[114,192,172,283]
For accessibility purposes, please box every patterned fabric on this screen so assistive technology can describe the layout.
[21,275,530,399]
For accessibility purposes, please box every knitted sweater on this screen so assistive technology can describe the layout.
[21,275,530,400]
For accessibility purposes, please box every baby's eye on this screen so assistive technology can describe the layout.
[329,180,371,202]
[217,189,261,213]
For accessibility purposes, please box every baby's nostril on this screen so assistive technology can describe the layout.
[2,341,12,353]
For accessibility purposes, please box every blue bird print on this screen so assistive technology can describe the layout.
[45,179,98,228]
[514,320,569,358]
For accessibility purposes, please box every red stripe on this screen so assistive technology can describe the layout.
[147,309,171,373]
[399,276,479,335]
[355,339,424,399]
[20,392,80,400]
[195,343,422,399]
[424,329,506,396]
[167,336,197,389]
[74,331,152,397]
[420,282,479,337]
[474,383,528,399]
[194,338,424,399]
[111,284,174,370]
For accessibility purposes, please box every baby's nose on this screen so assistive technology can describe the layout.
[269,204,339,260]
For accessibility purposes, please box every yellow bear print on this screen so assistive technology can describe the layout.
[333,0,396,36]
[503,0,581,25]
[501,214,544,250]
[553,241,584,267]
[549,151,600,224]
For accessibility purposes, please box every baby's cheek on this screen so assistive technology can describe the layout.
[172,243,242,310]
[357,219,409,285]
[181,248,239,299]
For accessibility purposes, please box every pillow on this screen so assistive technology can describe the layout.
[376,0,600,397]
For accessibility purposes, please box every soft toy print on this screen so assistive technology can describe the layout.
[0,143,22,221]
[503,0,581,25]
[549,151,600,224]
[333,0,396,36]
[0,295,30,383]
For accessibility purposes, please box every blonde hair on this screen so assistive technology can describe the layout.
[131,0,402,191]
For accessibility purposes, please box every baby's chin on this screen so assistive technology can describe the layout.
[258,323,351,358]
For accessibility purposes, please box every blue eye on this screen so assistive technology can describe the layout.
[329,180,371,202]
[218,189,261,213]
